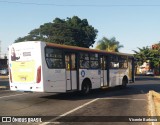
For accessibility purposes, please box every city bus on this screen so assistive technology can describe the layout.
[9,41,135,94]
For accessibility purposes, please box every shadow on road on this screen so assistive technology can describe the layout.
[40,76,160,101]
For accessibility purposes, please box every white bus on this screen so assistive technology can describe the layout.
[9,41,135,94]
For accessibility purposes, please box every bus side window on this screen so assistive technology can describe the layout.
[109,55,119,69]
[80,53,89,69]
[46,58,52,68]
[90,53,99,69]
[119,56,128,69]
[80,60,89,69]
[45,47,63,69]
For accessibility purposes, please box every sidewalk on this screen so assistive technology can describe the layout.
[154,76,160,78]
[149,90,160,125]
[0,75,9,90]
[0,75,9,79]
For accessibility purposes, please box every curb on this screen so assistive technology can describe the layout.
[154,76,160,78]
[0,86,10,90]
[149,90,158,125]
[0,75,9,79]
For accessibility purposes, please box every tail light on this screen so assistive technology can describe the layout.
[36,66,41,83]
[9,68,12,83]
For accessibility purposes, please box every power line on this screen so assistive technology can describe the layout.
[0,0,160,7]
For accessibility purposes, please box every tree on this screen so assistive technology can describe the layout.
[133,46,160,71]
[15,16,98,48]
[95,37,123,52]
[133,47,151,66]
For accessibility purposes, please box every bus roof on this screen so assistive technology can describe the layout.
[11,41,133,57]
[46,42,133,57]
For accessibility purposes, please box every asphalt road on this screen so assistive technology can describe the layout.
[0,76,160,125]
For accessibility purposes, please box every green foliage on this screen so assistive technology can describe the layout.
[133,46,160,69]
[96,37,123,52]
[15,16,98,48]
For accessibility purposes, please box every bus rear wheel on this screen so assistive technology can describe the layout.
[81,80,91,95]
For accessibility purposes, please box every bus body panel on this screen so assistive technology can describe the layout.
[42,47,78,92]
[9,41,135,93]
[100,70,107,87]
[79,68,130,90]
[109,69,119,87]
[79,69,101,90]
[40,42,66,92]
[70,71,77,90]
[65,71,77,91]
[43,69,66,92]
[9,41,44,92]
[109,69,129,87]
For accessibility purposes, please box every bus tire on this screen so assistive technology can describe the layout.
[121,76,128,88]
[81,79,91,95]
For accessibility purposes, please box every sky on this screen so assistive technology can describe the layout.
[1,0,160,57]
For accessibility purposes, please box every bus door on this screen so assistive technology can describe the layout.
[65,53,77,91]
[100,56,108,87]
[128,57,135,82]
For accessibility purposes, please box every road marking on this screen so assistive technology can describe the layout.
[101,97,146,101]
[40,98,99,125]
[0,93,28,99]
[39,97,146,124]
